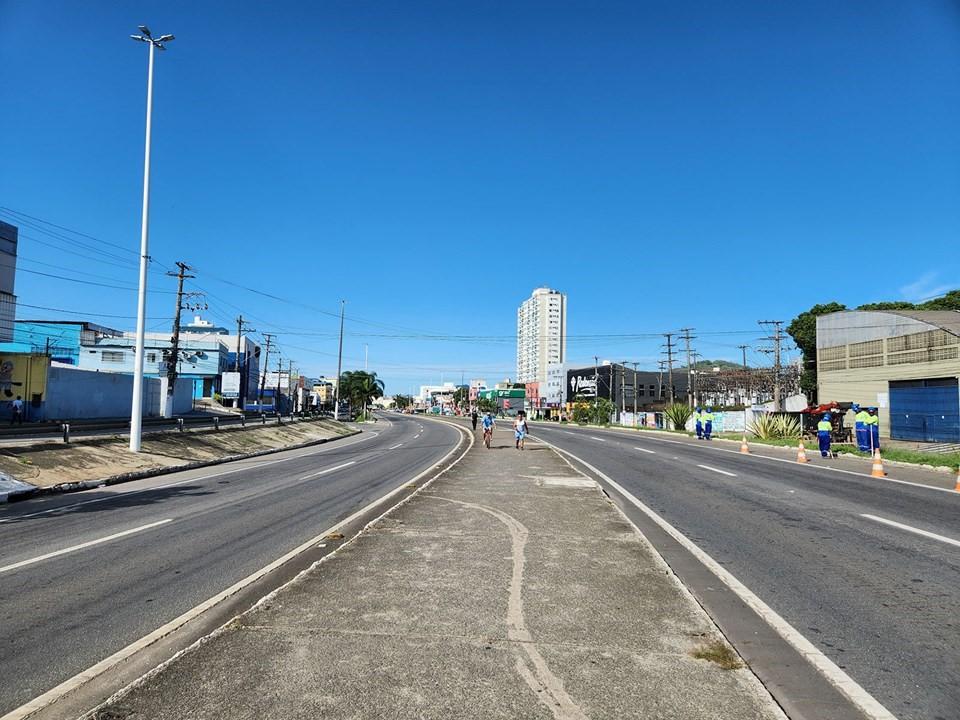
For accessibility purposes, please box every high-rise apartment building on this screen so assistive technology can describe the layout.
[516,287,567,384]
[0,221,18,342]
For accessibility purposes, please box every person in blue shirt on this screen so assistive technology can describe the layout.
[481,412,495,449]
[694,407,703,439]
[817,413,833,458]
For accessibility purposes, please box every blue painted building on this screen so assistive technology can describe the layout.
[13,320,123,365]
[79,332,230,400]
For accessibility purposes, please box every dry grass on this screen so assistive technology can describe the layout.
[692,640,743,670]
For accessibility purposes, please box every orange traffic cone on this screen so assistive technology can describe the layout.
[740,436,750,454]
[954,466,960,492]
[871,449,886,478]
[796,439,808,463]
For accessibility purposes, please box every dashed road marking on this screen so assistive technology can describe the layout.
[861,514,960,548]
[696,464,737,477]
[634,447,656,454]
[300,461,356,480]
[389,443,403,450]
[0,519,173,575]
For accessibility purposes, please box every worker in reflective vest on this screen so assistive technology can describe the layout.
[853,404,870,452]
[865,407,880,451]
[702,407,715,440]
[817,414,833,457]
[693,407,703,439]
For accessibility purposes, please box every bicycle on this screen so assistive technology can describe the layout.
[483,427,493,449]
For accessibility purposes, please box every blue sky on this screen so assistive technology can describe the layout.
[1,0,958,394]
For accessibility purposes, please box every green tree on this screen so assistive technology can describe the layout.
[338,370,385,419]
[453,386,469,409]
[572,401,592,425]
[786,301,847,401]
[393,394,412,410]
[477,396,497,414]
[855,301,916,311]
[919,289,960,310]
[592,398,616,426]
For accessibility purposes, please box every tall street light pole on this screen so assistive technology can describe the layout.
[128,25,174,452]
[334,300,345,421]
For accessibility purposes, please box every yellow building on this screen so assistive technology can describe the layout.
[0,351,48,421]
[816,311,960,442]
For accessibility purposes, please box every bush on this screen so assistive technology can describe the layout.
[748,413,801,439]
[572,402,592,425]
[664,403,693,431]
[592,398,616,426]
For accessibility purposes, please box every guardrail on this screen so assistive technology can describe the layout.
[0,410,335,444]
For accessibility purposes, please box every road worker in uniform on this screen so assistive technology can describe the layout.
[694,407,703,439]
[865,407,881,451]
[854,404,870,452]
[702,407,715,440]
[818,413,833,458]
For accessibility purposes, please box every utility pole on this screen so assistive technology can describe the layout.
[593,355,600,401]
[631,361,639,422]
[128,25,174,453]
[679,328,696,408]
[737,344,750,407]
[275,355,282,412]
[234,316,255,410]
[759,321,785,411]
[288,358,295,413]
[620,361,628,421]
[662,333,676,404]
[334,300,345,421]
[657,360,667,402]
[164,262,201,403]
[258,333,275,410]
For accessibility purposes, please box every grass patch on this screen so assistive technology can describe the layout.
[692,640,743,670]
[841,447,960,470]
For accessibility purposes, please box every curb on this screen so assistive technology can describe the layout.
[1,426,361,505]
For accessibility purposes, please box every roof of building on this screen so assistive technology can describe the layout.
[886,310,960,337]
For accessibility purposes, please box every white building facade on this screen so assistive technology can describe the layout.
[516,287,567,385]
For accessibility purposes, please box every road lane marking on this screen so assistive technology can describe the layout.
[634,447,656,454]
[1,420,472,720]
[0,519,173,575]
[300,461,356,480]
[537,425,957,495]
[589,436,607,442]
[537,438,897,720]
[861,514,960,548]
[0,431,381,524]
[389,443,403,450]
[696,464,737,477]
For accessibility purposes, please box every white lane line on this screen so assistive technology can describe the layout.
[300,461,356,481]
[697,464,737,477]
[2,421,473,720]
[589,436,607,442]
[545,427,957,495]
[0,519,173,575]
[389,443,403,450]
[861,514,960,548]
[538,439,897,720]
[0,431,380,524]
[634,447,656,454]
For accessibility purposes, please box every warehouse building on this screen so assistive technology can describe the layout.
[816,310,960,442]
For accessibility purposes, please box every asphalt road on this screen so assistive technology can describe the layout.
[530,422,960,720]
[0,413,459,717]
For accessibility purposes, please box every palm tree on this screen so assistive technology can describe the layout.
[338,370,385,419]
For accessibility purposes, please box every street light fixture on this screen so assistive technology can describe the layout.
[129,25,174,453]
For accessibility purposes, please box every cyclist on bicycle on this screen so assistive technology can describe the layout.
[481,412,495,448]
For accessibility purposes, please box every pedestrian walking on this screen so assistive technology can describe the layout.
[471,409,478,431]
[817,413,832,458]
[694,407,703,439]
[514,411,528,450]
[10,395,23,426]
[702,407,714,440]
[853,404,870,452]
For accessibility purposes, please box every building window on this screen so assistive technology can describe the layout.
[147,352,158,363]
[102,351,125,363]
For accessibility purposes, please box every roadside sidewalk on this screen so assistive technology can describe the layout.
[91,425,786,720]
